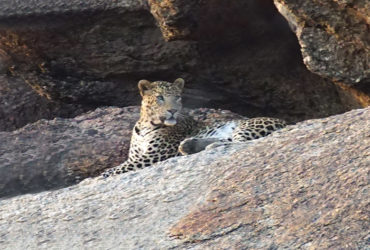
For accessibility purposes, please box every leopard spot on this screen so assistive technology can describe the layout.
[266,125,274,131]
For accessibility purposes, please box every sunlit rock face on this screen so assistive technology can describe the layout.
[274,0,370,106]
[0,107,368,249]
[0,0,364,132]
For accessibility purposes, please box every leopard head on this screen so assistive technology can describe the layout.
[138,78,185,126]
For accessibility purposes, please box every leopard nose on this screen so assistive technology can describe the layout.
[168,109,177,115]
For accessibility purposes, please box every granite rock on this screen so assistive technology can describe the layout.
[0,107,368,249]
[274,0,369,90]
[0,107,138,198]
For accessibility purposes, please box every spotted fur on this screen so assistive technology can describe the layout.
[102,78,286,177]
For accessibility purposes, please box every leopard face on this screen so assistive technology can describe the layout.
[138,78,185,126]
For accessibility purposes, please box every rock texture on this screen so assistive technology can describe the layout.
[0,49,11,73]
[0,0,198,106]
[0,0,355,132]
[0,0,145,18]
[0,75,88,131]
[0,107,368,249]
[0,107,137,198]
[0,106,242,198]
[274,0,370,104]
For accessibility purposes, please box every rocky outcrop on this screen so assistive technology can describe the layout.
[0,106,242,198]
[274,0,369,105]
[0,1,367,248]
[0,0,356,132]
[0,107,368,249]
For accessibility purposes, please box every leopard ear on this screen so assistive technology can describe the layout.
[138,80,152,96]
[174,78,185,90]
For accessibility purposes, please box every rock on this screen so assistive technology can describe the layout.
[0,106,242,198]
[274,0,370,87]
[148,0,200,41]
[0,0,355,127]
[0,0,146,18]
[0,107,368,249]
[0,106,138,198]
[0,49,11,73]
[150,0,369,107]
[0,75,88,131]
[0,2,197,105]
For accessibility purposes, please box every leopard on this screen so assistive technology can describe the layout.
[101,78,287,177]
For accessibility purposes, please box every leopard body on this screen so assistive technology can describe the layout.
[102,79,286,177]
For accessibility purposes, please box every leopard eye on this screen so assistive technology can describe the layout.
[156,95,164,103]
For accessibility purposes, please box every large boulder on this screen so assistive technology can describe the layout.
[0,107,368,249]
[274,0,369,105]
[0,106,137,198]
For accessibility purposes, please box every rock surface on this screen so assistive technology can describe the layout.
[0,49,11,73]
[0,0,355,131]
[0,106,242,198]
[0,75,88,131]
[0,107,368,249]
[0,0,145,18]
[0,107,137,198]
[274,0,369,99]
